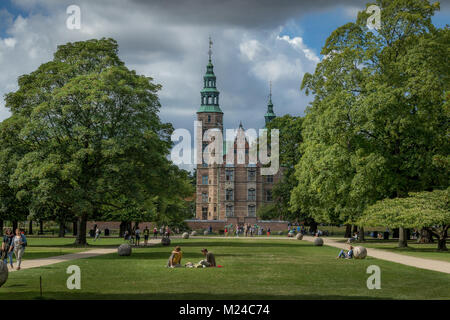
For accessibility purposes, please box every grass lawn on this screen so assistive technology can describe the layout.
[333,239,450,263]
[1,238,449,300]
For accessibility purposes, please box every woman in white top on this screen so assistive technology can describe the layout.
[13,229,26,270]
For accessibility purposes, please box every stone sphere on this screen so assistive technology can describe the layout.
[0,261,8,288]
[118,244,132,256]
[161,237,171,246]
[204,230,209,236]
[314,237,324,246]
[191,231,197,236]
[353,246,367,259]
[182,232,189,239]
[296,233,303,240]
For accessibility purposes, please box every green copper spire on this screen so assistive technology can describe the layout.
[198,37,222,113]
[264,81,276,125]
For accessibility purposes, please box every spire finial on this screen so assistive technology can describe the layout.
[269,80,272,100]
[208,36,213,62]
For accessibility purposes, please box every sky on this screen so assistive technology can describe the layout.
[0,0,449,134]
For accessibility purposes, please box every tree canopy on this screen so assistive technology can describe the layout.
[2,38,192,243]
[290,0,449,245]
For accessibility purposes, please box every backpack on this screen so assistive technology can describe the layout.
[21,234,28,247]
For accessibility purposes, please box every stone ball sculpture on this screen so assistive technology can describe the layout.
[161,237,171,246]
[117,243,132,256]
[191,231,197,236]
[296,233,303,240]
[314,237,324,246]
[353,246,367,259]
[0,261,8,288]
[182,232,189,239]
[204,230,209,236]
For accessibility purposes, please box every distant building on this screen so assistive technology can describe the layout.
[194,40,283,227]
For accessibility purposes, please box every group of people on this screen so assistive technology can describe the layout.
[124,225,174,246]
[224,225,270,237]
[1,228,28,270]
[167,246,216,268]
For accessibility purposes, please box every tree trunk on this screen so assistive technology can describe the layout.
[359,226,365,242]
[119,221,126,237]
[39,220,44,234]
[74,214,88,246]
[310,221,318,234]
[352,225,358,235]
[72,220,78,236]
[398,227,408,248]
[12,220,18,233]
[58,221,65,237]
[437,238,448,251]
[0,219,3,235]
[344,224,352,238]
[418,228,433,243]
[28,220,33,235]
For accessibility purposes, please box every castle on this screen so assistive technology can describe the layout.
[193,39,284,228]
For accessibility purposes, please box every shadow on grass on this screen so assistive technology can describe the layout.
[0,292,394,300]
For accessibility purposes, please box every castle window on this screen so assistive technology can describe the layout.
[202,192,208,203]
[248,205,256,217]
[225,169,234,181]
[202,207,208,220]
[266,190,273,202]
[266,175,273,183]
[202,175,208,185]
[248,169,256,181]
[248,188,256,201]
[226,189,233,201]
[226,205,234,217]
[208,115,211,123]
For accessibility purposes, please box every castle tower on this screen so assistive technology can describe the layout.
[264,82,276,126]
[196,37,223,220]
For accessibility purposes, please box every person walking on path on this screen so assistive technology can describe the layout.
[135,226,141,246]
[13,228,27,270]
[94,226,101,241]
[143,226,150,246]
[153,227,158,239]
[267,227,271,236]
[1,228,14,269]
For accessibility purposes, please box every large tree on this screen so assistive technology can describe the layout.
[290,0,449,246]
[359,188,449,250]
[0,117,30,234]
[5,38,180,245]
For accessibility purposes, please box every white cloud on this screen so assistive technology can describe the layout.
[0,0,320,133]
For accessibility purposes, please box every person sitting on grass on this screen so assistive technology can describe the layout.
[200,248,216,267]
[337,245,353,259]
[167,246,183,268]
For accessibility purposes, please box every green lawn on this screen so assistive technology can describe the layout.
[334,239,450,263]
[1,238,449,300]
